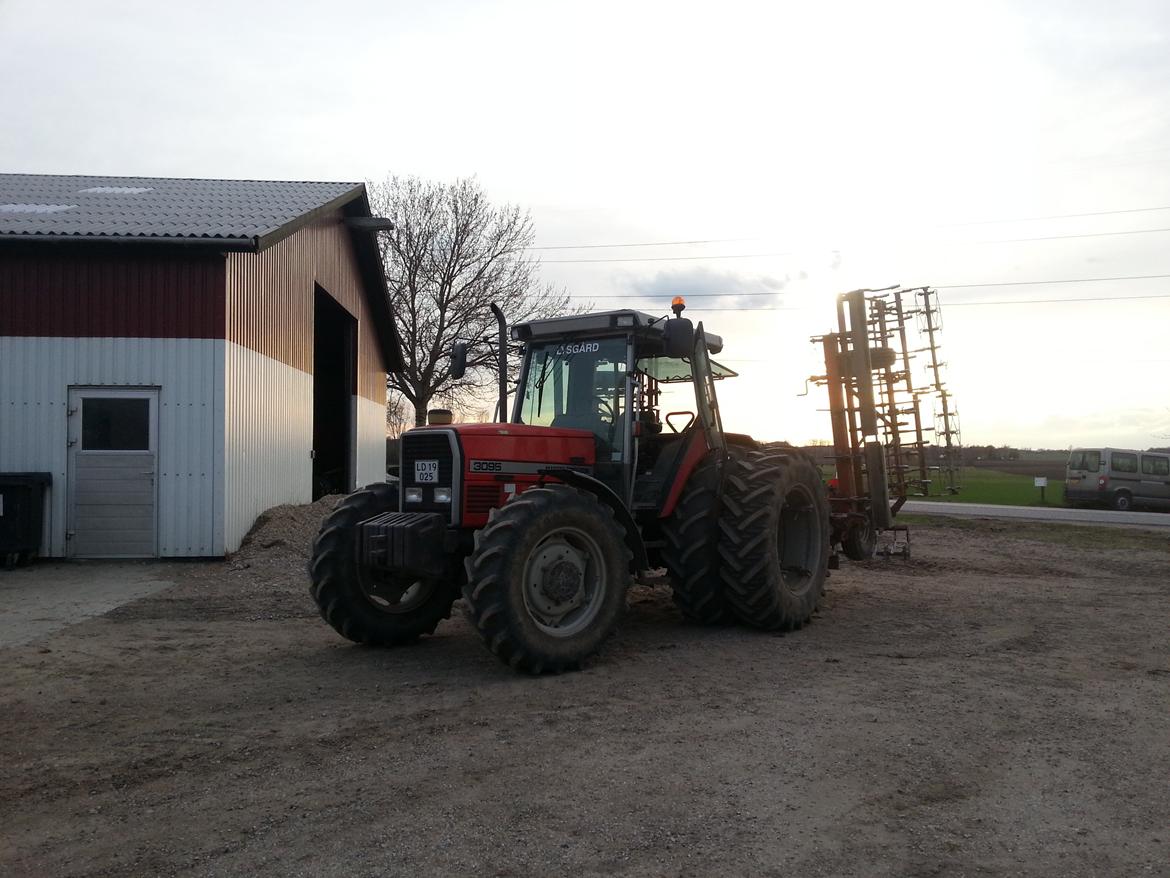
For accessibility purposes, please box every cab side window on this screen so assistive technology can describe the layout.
[1112,452,1138,474]
[1141,455,1169,476]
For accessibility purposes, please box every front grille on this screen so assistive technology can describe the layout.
[400,430,456,520]
[465,483,502,515]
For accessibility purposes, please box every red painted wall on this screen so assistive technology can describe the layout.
[0,247,226,339]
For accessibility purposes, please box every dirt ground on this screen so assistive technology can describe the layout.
[1,503,1168,877]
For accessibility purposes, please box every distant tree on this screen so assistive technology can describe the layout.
[385,392,410,439]
[369,176,571,427]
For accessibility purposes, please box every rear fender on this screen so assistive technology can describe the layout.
[538,467,648,573]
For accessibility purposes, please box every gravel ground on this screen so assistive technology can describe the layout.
[1,505,1168,877]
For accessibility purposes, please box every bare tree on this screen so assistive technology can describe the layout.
[385,392,411,439]
[370,176,571,426]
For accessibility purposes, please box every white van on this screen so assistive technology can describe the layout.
[1066,447,1170,511]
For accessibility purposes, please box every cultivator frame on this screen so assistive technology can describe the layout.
[809,285,960,560]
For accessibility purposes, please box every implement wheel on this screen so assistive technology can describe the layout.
[841,515,878,561]
[719,450,831,631]
[463,486,631,673]
[309,482,457,646]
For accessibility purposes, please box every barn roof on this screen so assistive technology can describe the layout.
[0,173,402,371]
[0,173,371,246]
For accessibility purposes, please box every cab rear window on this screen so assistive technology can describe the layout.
[1068,450,1101,471]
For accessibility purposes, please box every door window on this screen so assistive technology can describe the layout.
[81,397,151,450]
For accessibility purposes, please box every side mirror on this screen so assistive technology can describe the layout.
[663,317,694,359]
[450,342,468,380]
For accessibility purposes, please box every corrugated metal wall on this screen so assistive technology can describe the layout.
[0,249,224,337]
[225,212,387,404]
[355,395,389,487]
[0,336,223,556]
[222,341,312,553]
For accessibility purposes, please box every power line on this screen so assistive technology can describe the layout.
[936,272,1170,289]
[568,272,1170,300]
[945,204,1170,226]
[571,292,1170,312]
[542,250,793,264]
[985,226,1170,244]
[529,236,749,251]
[530,204,1170,252]
[944,292,1170,307]
[538,226,1170,263]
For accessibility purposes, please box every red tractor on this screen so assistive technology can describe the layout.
[309,300,831,673]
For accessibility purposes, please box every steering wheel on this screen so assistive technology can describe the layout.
[665,411,695,433]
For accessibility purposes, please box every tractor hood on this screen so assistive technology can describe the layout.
[434,423,596,441]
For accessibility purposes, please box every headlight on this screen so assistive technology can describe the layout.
[404,487,422,503]
[433,487,452,504]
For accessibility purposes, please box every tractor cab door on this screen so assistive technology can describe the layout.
[692,322,726,458]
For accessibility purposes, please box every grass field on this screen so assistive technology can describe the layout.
[913,467,1066,506]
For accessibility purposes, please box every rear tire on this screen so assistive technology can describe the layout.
[463,486,631,673]
[662,449,738,624]
[309,482,458,646]
[718,450,831,631]
[1113,491,1133,512]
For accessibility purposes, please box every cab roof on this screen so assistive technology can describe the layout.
[511,308,723,353]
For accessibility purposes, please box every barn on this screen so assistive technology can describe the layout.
[0,173,402,558]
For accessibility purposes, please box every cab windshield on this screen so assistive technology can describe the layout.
[518,337,628,456]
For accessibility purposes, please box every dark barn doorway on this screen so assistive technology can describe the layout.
[313,287,357,499]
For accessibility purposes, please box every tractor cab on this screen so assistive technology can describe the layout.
[508,302,736,513]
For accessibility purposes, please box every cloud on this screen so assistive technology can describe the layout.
[629,267,793,309]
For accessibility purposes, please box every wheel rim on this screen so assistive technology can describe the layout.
[777,484,821,596]
[358,568,436,615]
[521,526,608,637]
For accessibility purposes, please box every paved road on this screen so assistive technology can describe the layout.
[902,500,1170,528]
[0,562,176,647]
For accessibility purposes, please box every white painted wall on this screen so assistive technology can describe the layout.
[222,341,313,553]
[0,336,224,557]
[355,394,389,488]
[1,336,387,557]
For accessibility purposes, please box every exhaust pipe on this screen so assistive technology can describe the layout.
[490,303,508,422]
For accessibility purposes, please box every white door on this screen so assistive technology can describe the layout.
[67,388,159,558]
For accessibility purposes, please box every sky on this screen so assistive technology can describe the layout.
[2,0,1168,449]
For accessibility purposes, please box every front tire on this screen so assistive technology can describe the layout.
[463,486,632,673]
[662,449,738,624]
[309,481,458,646]
[718,450,831,631]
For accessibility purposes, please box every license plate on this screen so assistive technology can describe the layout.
[414,459,439,483]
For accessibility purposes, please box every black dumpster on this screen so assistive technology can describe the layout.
[0,472,51,569]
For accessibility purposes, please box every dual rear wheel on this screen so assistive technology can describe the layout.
[663,447,831,632]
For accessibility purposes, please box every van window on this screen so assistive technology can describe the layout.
[1112,452,1138,474]
[1141,455,1169,476]
[1068,450,1101,471]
